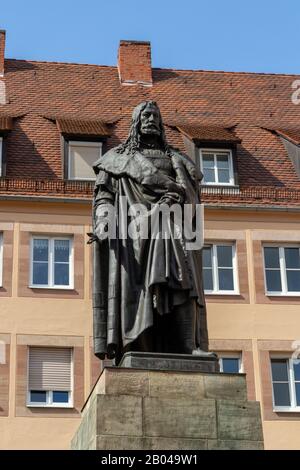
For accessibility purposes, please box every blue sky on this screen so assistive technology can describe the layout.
[2,0,300,74]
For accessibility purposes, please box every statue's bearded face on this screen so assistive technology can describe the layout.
[139,104,161,137]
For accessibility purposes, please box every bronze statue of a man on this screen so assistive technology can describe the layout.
[91,101,209,363]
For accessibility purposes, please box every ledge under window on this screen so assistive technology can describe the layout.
[28,285,74,290]
[273,407,300,413]
[205,290,240,296]
[266,292,300,297]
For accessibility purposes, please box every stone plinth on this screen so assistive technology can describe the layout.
[119,351,219,373]
[71,367,264,450]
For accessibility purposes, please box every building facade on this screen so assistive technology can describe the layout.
[0,31,300,449]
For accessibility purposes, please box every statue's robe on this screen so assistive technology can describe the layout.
[92,147,208,360]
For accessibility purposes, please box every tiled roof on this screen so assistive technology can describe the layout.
[56,118,111,136]
[1,57,300,204]
[177,125,241,143]
[274,129,300,145]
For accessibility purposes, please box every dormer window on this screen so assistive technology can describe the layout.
[0,115,13,178]
[200,149,234,186]
[0,136,3,177]
[175,125,240,187]
[49,117,110,181]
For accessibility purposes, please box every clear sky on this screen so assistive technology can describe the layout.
[2,0,300,74]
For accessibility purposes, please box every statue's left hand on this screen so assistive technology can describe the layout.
[159,190,184,206]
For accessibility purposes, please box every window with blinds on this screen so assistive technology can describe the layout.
[68,141,101,180]
[27,347,73,407]
[0,232,3,287]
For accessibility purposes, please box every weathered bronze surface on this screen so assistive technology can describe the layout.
[91,101,210,364]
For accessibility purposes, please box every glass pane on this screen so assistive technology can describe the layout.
[222,358,240,373]
[264,247,280,269]
[32,262,48,285]
[295,382,300,406]
[70,144,99,179]
[284,248,300,269]
[53,391,69,403]
[202,247,212,268]
[217,245,233,267]
[54,264,69,286]
[30,390,47,403]
[293,361,300,381]
[217,168,230,183]
[265,269,282,292]
[218,268,234,291]
[202,154,214,168]
[203,168,215,183]
[286,271,300,292]
[203,268,213,291]
[273,383,291,407]
[54,240,70,263]
[216,154,229,169]
[33,239,48,262]
[271,359,289,381]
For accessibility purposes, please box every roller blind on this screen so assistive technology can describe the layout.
[28,347,72,391]
[68,142,101,180]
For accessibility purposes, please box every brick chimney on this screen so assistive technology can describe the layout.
[118,40,152,86]
[0,30,5,76]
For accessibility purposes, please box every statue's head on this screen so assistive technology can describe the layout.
[133,101,162,137]
[117,101,170,155]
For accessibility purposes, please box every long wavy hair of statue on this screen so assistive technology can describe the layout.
[116,101,172,156]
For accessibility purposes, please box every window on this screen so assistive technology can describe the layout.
[200,149,234,185]
[271,358,300,411]
[263,245,300,295]
[0,137,2,177]
[30,237,73,289]
[202,243,238,294]
[68,141,101,180]
[219,354,242,373]
[27,347,73,408]
[0,232,2,287]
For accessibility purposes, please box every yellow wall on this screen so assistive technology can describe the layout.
[0,200,300,449]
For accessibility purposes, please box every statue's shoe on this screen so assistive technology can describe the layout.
[192,348,218,359]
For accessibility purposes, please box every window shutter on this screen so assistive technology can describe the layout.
[28,347,72,391]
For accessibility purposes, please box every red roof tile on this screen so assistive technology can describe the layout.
[177,125,241,143]
[275,129,300,145]
[56,118,111,137]
[1,55,300,204]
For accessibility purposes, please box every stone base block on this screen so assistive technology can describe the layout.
[71,367,264,450]
[119,351,219,373]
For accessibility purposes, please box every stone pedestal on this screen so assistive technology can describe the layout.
[119,351,219,373]
[71,367,264,450]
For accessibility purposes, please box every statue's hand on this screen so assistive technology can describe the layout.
[166,181,184,196]
[94,204,113,241]
[159,189,185,206]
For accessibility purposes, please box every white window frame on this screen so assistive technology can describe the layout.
[27,347,74,408]
[263,244,300,296]
[0,232,3,287]
[203,242,239,295]
[219,353,243,373]
[270,355,300,412]
[0,137,2,177]
[199,148,235,186]
[29,236,74,289]
[68,140,102,181]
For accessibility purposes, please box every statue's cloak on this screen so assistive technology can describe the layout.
[92,147,208,359]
